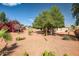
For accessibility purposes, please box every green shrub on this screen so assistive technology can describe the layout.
[23,52,29,56]
[42,51,55,56]
[42,51,49,56]
[62,35,71,40]
[48,52,55,56]
[0,29,12,42]
[0,29,7,37]
[16,37,25,41]
[16,37,20,41]
[63,53,68,56]
[28,28,33,35]
[3,33,12,42]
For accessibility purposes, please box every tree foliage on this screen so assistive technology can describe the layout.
[32,6,64,35]
[49,6,64,28]
[72,3,79,26]
[0,12,8,23]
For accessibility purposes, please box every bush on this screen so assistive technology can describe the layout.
[62,35,71,40]
[28,28,33,35]
[42,51,48,56]
[48,52,55,56]
[16,37,25,41]
[63,53,68,56]
[3,33,12,42]
[23,52,29,56]
[0,29,7,37]
[0,29,12,42]
[42,51,55,56]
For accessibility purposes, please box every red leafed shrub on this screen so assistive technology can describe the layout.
[74,29,79,39]
[7,21,16,32]
[7,20,24,32]
[0,22,4,30]
[0,20,25,32]
[1,25,9,30]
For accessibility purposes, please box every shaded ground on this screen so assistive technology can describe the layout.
[0,29,79,56]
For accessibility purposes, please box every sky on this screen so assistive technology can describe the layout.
[0,3,75,26]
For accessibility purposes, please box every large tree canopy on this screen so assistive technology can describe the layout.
[49,6,64,28]
[32,6,64,35]
[33,6,64,28]
[72,3,79,26]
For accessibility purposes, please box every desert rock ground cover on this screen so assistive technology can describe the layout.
[0,28,79,56]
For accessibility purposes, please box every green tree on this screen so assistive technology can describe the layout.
[0,12,8,23]
[33,16,43,29]
[71,25,75,30]
[42,11,52,35]
[49,6,64,35]
[49,6,64,28]
[72,3,79,26]
[34,11,52,35]
[32,6,64,36]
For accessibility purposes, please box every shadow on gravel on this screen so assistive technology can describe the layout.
[0,43,19,56]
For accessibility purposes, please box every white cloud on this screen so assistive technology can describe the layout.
[25,18,34,26]
[2,3,21,6]
[28,18,34,22]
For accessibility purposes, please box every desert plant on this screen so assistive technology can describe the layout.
[48,52,55,56]
[63,53,68,56]
[0,29,12,55]
[62,35,71,40]
[42,51,55,56]
[7,20,21,32]
[16,37,20,41]
[3,33,12,42]
[0,29,12,42]
[23,51,29,56]
[28,28,33,35]
[16,37,25,41]
[0,29,7,37]
[42,51,49,56]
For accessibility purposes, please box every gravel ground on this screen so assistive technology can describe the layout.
[0,29,79,56]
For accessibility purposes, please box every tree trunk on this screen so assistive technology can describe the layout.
[40,28,42,31]
[45,27,48,36]
[50,28,52,35]
[40,28,43,33]
[51,28,54,35]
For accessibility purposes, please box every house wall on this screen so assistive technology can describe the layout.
[55,28,69,33]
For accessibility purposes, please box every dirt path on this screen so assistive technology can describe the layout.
[2,29,79,56]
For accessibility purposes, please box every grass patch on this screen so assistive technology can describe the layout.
[28,28,33,35]
[3,33,12,42]
[16,37,25,41]
[63,53,68,56]
[23,51,29,56]
[42,51,55,56]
